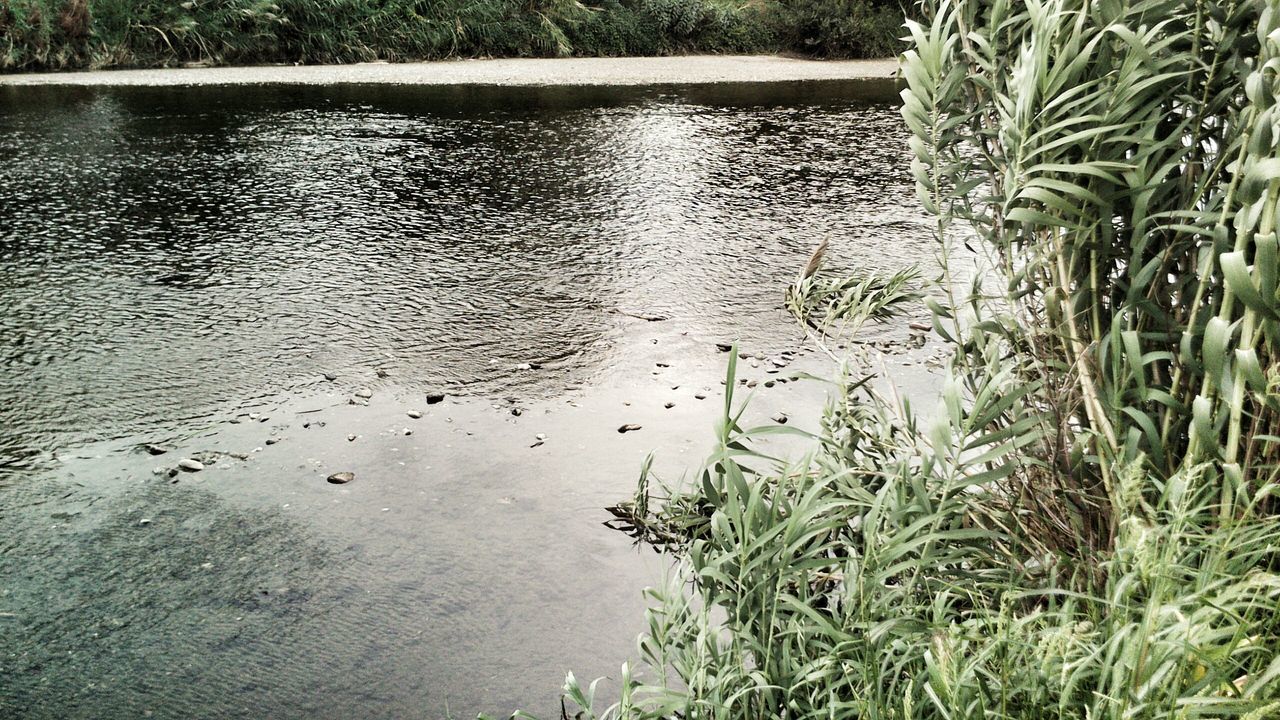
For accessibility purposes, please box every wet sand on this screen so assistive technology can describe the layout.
[0,55,898,87]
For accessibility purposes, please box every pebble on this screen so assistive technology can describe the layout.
[354,388,373,399]
[764,380,776,388]
[716,343,733,352]
[746,380,758,388]
[144,444,170,456]
[152,466,166,476]
[138,518,153,526]
[327,471,355,485]
[695,393,707,400]
[426,392,446,404]
[773,413,788,424]
[403,428,413,436]
[909,322,931,331]
[618,424,642,433]
[265,437,280,445]
[664,402,675,409]
[656,362,669,368]
[511,407,523,417]
[407,410,423,419]
[347,434,358,442]
[323,372,337,381]
[516,363,532,371]
[178,458,204,472]
[535,433,547,441]
[376,368,390,378]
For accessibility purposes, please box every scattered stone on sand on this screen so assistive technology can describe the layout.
[516,363,532,371]
[511,407,523,417]
[618,424,642,433]
[695,392,707,399]
[144,444,170,456]
[327,471,355,484]
[347,434,358,442]
[323,372,337,381]
[354,388,373,399]
[530,441,544,448]
[138,518,153,526]
[229,452,249,460]
[249,413,260,420]
[716,342,733,352]
[656,362,670,368]
[772,358,788,368]
[777,377,788,384]
[152,466,166,475]
[407,410,423,419]
[403,428,413,436]
[764,380,776,388]
[376,368,390,378]
[738,352,750,359]
[670,385,679,390]
[664,402,675,409]
[535,433,547,441]
[178,458,204,472]
[746,379,758,388]
[909,322,931,331]
[426,392,446,404]
[258,416,269,423]
[773,413,788,424]
[265,437,281,445]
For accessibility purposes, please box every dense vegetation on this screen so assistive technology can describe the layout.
[0,0,905,71]
[571,0,1280,717]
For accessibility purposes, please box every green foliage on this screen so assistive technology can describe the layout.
[0,0,902,70]
[572,0,1280,717]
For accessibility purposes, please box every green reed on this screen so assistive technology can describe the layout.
[568,0,1280,717]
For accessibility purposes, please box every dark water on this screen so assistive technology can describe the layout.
[0,81,931,718]
[0,81,924,473]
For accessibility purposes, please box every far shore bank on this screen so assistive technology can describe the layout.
[0,55,898,88]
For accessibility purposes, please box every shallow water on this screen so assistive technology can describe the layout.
[0,81,932,718]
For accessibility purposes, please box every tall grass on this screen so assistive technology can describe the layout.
[0,0,904,71]
[571,0,1280,717]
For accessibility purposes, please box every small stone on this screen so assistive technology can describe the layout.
[664,402,675,409]
[138,518,152,526]
[426,392,445,404]
[535,433,547,441]
[347,434,357,442]
[695,393,707,400]
[746,380,758,388]
[656,362,670,368]
[773,413,788,424]
[908,322,931,331]
[771,359,788,368]
[618,424,642,433]
[738,352,750,359]
[178,458,204,472]
[511,407,523,417]
[716,343,733,352]
[354,388,373,399]
[403,428,413,436]
[327,471,355,485]
[265,437,280,445]
[407,410,423,419]
[257,416,270,423]
[764,380,776,388]
[144,444,170,456]
[152,466,166,476]
[323,372,337,381]
[516,363,532,371]
[376,368,390,378]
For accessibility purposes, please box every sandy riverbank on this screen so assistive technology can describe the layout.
[0,54,897,87]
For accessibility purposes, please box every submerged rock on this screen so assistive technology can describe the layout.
[327,471,355,484]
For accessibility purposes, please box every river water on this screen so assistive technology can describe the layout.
[0,81,933,718]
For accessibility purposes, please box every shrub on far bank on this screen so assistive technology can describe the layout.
[0,0,906,71]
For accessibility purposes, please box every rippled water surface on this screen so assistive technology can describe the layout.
[0,81,929,718]
[1,82,923,470]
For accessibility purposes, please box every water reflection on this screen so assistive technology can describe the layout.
[0,83,926,471]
